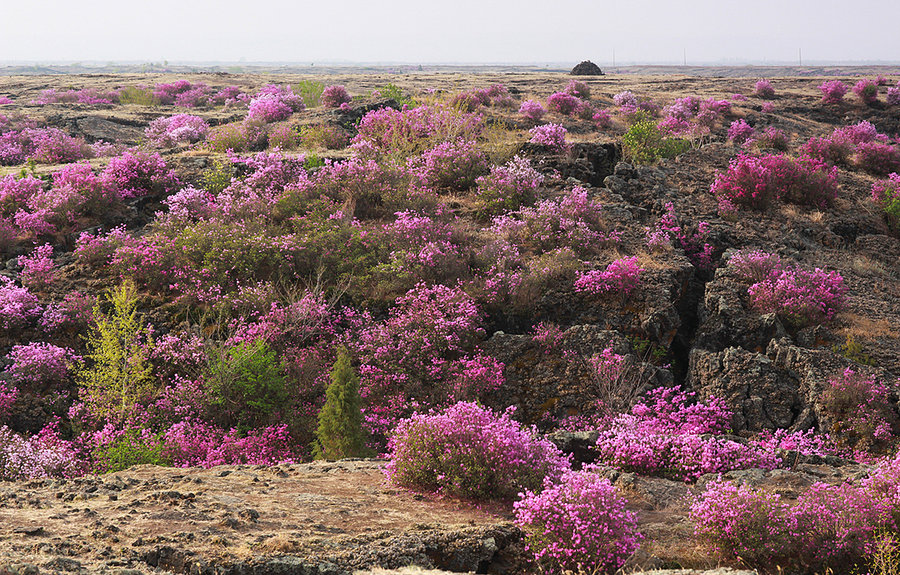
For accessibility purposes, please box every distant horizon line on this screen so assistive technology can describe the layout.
[2,60,900,68]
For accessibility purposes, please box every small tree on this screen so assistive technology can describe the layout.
[76,280,155,421]
[312,349,370,460]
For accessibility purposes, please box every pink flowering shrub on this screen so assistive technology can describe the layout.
[595,386,778,481]
[475,155,544,216]
[547,92,585,116]
[489,187,620,257]
[354,284,502,439]
[564,80,591,100]
[613,91,638,109]
[819,80,848,104]
[710,153,838,210]
[411,138,489,191]
[145,114,209,147]
[247,95,293,123]
[693,463,900,572]
[853,79,879,105]
[518,99,545,122]
[871,172,900,231]
[18,243,55,289]
[163,420,294,467]
[514,469,640,574]
[823,368,898,453]
[574,256,642,297]
[0,423,83,480]
[691,479,797,565]
[727,119,755,145]
[321,85,351,108]
[644,202,714,269]
[39,291,94,332]
[757,126,790,151]
[4,342,80,389]
[386,401,570,501]
[528,123,568,152]
[854,141,900,176]
[727,250,847,327]
[593,109,613,129]
[9,127,93,164]
[754,79,775,99]
[352,104,483,160]
[888,85,900,106]
[101,151,180,198]
[163,186,217,221]
[0,277,42,330]
[153,80,193,105]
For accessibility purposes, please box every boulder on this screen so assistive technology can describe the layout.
[570,60,604,76]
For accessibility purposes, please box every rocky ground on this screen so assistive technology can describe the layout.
[0,456,862,575]
[0,69,898,573]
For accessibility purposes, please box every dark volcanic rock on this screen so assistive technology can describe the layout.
[689,347,802,431]
[75,116,143,144]
[570,60,604,76]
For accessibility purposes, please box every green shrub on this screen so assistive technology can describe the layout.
[118,86,156,106]
[76,280,155,422]
[622,119,690,164]
[294,80,325,108]
[92,429,171,473]
[206,339,289,431]
[312,349,370,460]
[201,159,235,194]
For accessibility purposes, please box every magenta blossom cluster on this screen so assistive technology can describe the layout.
[32,87,119,106]
[351,104,484,158]
[18,243,56,289]
[321,85,351,108]
[163,420,294,467]
[519,99,546,122]
[692,458,900,571]
[728,250,847,327]
[644,202,714,269]
[475,155,545,214]
[595,386,779,481]
[514,469,640,573]
[547,92,589,117]
[451,84,515,112]
[529,123,569,152]
[411,138,489,191]
[386,401,570,501]
[4,342,80,389]
[818,80,848,104]
[0,127,92,166]
[0,383,16,421]
[710,153,838,211]
[824,368,897,451]
[145,114,209,147]
[754,79,775,99]
[727,119,755,145]
[101,151,180,198]
[853,79,879,105]
[575,256,642,297]
[0,423,83,480]
[871,172,900,230]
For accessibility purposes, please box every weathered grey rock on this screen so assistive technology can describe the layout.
[76,116,142,144]
[688,347,801,431]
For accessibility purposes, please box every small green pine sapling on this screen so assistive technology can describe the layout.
[312,348,371,460]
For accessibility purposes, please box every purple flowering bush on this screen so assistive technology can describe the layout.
[546,92,585,116]
[145,114,209,147]
[474,155,544,216]
[101,151,180,198]
[514,469,640,573]
[4,342,80,390]
[853,79,879,106]
[0,423,83,480]
[727,250,847,327]
[710,153,838,211]
[575,256,642,297]
[411,138,489,191]
[822,368,898,453]
[321,85,351,108]
[528,123,569,152]
[385,401,570,501]
[754,79,775,99]
[726,119,755,145]
[819,80,848,104]
[518,99,545,122]
[595,386,779,481]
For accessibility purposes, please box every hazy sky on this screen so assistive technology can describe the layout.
[2,0,898,64]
